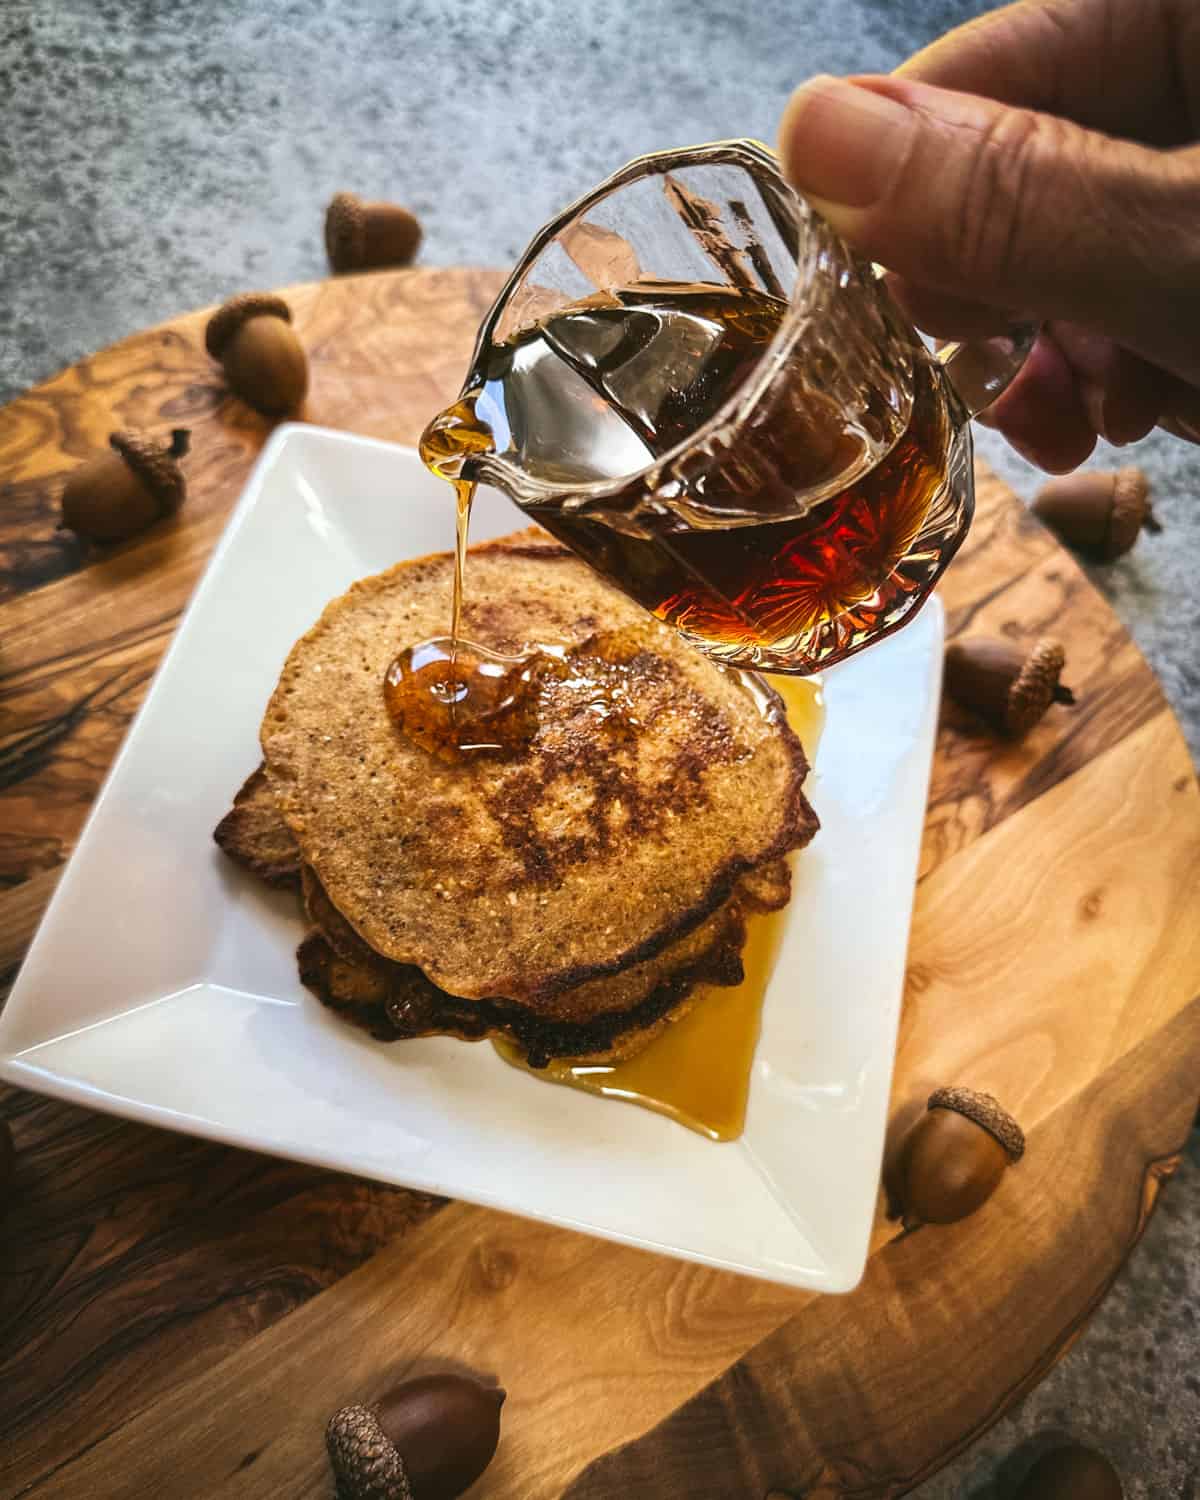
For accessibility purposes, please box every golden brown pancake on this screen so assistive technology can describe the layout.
[213,764,300,888]
[210,777,783,1062]
[300,858,787,1026]
[213,754,786,1063]
[738,858,793,913]
[262,532,817,1004]
[295,885,750,1066]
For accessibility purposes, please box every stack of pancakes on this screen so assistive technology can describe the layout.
[215,531,818,1067]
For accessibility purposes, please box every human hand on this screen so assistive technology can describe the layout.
[777,0,1200,470]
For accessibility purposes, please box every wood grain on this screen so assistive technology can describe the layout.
[0,268,502,1499]
[564,998,1200,1500]
[921,478,1166,881]
[0,269,1197,1500]
[21,1204,806,1500]
[1,1090,442,1495]
[0,268,504,886]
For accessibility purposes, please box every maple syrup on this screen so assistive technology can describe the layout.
[494,673,823,1140]
[417,394,494,646]
[410,282,952,711]
[528,355,948,671]
[386,402,542,758]
[383,630,646,763]
[383,638,545,762]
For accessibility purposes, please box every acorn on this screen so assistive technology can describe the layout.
[894,1086,1024,1227]
[204,292,308,415]
[0,1118,14,1218]
[326,1374,505,1500]
[1015,1444,1123,1499]
[944,636,1075,737]
[325,191,423,273]
[60,428,190,542]
[1033,467,1159,560]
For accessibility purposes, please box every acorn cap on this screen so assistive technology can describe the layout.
[205,292,293,361]
[1106,466,1158,558]
[944,636,1075,737]
[1005,638,1071,737]
[326,191,368,270]
[326,191,422,272]
[928,1086,1025,1162]
[109,428,190,516]
[1033,466,1158,560]
[326,1403,413,1500]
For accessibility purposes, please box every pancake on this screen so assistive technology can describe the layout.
[212,764,300,888]
[262,532,817,1004]
[295,884,750,1067]
[212,789,789,1060]
[738,858,793,913]
[300,858,788,1026]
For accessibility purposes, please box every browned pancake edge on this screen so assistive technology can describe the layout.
[213,764,300,888]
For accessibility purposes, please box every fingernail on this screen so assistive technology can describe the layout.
[778,76,917,208]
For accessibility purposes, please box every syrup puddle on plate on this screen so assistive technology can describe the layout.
[493,676,823,1140]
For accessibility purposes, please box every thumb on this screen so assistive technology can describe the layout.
[778,75,1200,385]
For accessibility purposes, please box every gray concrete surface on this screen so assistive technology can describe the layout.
[1,1,1196,1493]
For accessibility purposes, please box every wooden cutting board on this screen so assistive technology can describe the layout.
[1,268,1197,1500]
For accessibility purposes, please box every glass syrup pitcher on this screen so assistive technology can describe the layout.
[420,139,1034,676]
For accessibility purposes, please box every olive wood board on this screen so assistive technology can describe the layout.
[0,267,1197,1500]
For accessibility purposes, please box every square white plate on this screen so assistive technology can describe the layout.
[0,425,941,1292]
